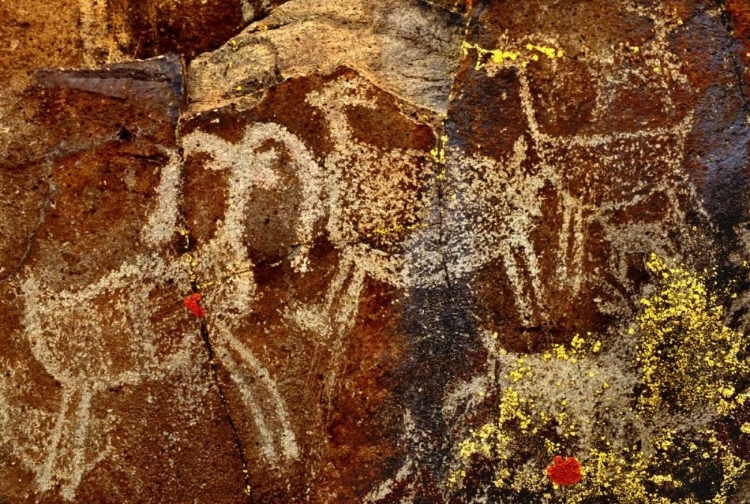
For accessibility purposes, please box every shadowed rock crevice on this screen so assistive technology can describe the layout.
[181,216,255,499]
[177,181,254,501]
[197,320,253,503]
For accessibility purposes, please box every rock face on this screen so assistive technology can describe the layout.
[2,0,750,502]
[109,0,291,61]
[0,54,248,502]
[179,66,439,501]
[447,0,719,349]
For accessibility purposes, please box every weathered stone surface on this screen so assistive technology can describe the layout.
[0,55,247,502]
[431,1,750,502]
[108,0,290,61]
[180,66,438,501]
[186,0,465,114]
[3,0,750,502]
[444,0,720,350]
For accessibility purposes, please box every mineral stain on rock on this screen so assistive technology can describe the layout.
[2,0,750,502]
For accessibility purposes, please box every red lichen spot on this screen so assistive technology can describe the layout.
[183,292,205,318]
[546,456,582,486]
[466,0,472,7]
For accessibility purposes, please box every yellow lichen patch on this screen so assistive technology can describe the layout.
[566,432,743,504]
[430,134,448,165]
[525,43,564,59]
[462,42,520,70]
[462,41,563,71]
[449,338,603,493]
[453,384,550,492]
[636,254,750,416]
[447,254,749,502]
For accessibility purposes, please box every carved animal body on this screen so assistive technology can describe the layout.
[17,152,190,499]
[180,72,432,464]
[7,71,433,499]
[441,9,708,344]
[2,0,739,499]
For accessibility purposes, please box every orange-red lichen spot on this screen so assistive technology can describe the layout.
[546,456,582,486]
[466,0,472,7]
[183,292,205,318]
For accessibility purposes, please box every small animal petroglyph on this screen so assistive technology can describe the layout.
[444,4,706,328]
[13,151,195,500]
[181,72,433,459]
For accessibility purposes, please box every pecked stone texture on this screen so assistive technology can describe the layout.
[442,0,722,351]
[0,55,247,502]
[432,1,750,502]
[3,0,750,502]
[179,66,440,501]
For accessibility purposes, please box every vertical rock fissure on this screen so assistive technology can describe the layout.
[435,135,455,295]
[436,8,473,297]
[177,198,252,500]
[174,94,252,497]
[196,316,253,503]
[729,48,750,116]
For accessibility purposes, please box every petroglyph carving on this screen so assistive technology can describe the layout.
[428,4,716,495]
[302,75,432,412]
[182,72,432,458]
[446,14,705,327]
[12,151,193,500]
[181,122,319,462]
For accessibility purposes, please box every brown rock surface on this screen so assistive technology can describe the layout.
[109,0,290,61]
[445,0,717,350]
[2,0,750,502]
[179,66,439,501]
[0,55,247,502]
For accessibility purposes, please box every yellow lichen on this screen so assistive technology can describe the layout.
[525,43,564,59]
[636,254,749,416]
[448,254,750,502]
[462,42,520,70]
[462,41,563,71]
[430,134,448,164]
